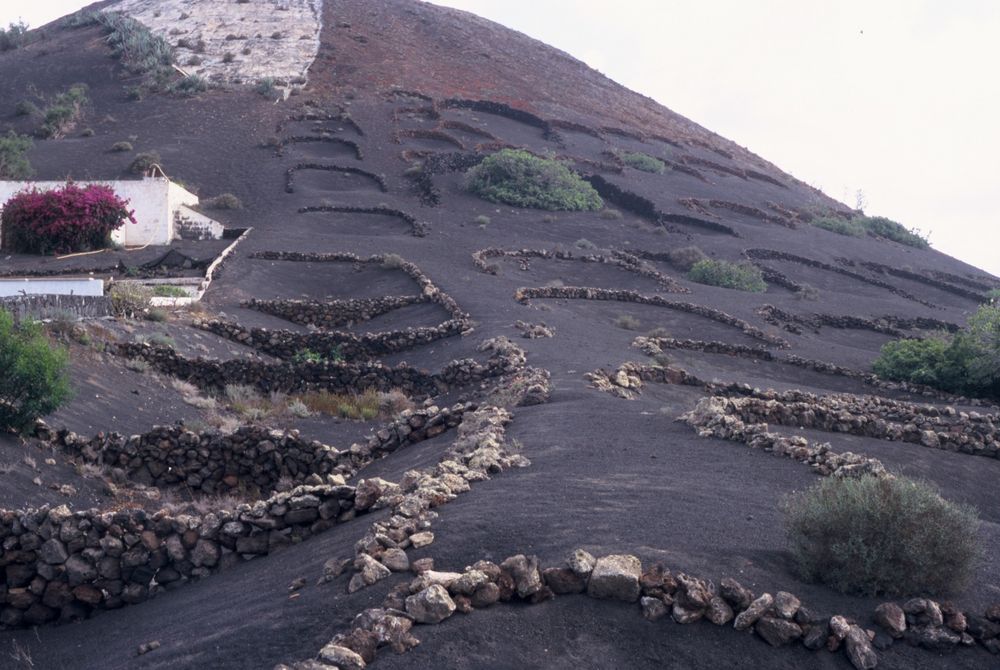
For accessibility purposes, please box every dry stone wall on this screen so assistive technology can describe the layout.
[243,295,428,328]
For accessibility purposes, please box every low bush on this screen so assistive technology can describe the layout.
[687,259,767,292]
[201,193,243,210]
[170,75,208,96]
[614,314,642,330]
[0,309,71,432]
[109,283,152,319]
[96,12,173,80]
[465,149,603,211]
[110,141,133,152]
[0,131,34,179]
[600,209,623,220]
[129,151,161,175]
[151,285,189,298]
[667,245,707,271]
[39,84,89,139]
[255,78,278,98]
[14,100,41,117]
[1,183,136,255]
[617,150,666,174]
[783,475,980,596]
[811,216,864,237]
[873,304,1000,399]
[812,214,929,248]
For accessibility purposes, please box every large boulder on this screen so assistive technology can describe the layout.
[406,584,456,624]
[734,593,773,631]
[755,616,802,647]
[845,625,878,670]
[586,554,642,602]
[874,602,906,638]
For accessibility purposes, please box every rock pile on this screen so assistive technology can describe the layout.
[281,548,1000,670]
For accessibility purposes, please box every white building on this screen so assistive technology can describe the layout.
[0,177,223,248]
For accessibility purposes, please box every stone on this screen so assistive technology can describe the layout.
[137,640,161,656]
[984,638,1000,655]
[874,602,906,638]
[755,616,802,647]
[587,555,642,602]
[940,603,967,633]
[318,644,366,670]
[406,584,456,624]
[773,591,800,619]
[639,563,677,596]
[470,582,500,609]
[500,555,543,599]
[191,539,219,568]
[64,556,97,586]
[41,582,74,609]
[802,622,829,650]
[380,548,410,573]
[903,598,943,627]
[706,596,734,626]
[568,549,596,577]
[450,570,490,596]
[671,601,704,624]
[39,538,68,565]
[733,593,773,631]
[845,625,878,670]
[411,558,435,574]
[829,615,851,640]
[675,573,714,610]
[872,631,894,651]
[334,629,378,664]
[409,532,434,549]
[542,567,586,595]
[356,554,391,587]
[986,604,1000,622]
[906,625,961,652]
[641,596,668,621]
[719,577,753,611]
[966,614,1000,640]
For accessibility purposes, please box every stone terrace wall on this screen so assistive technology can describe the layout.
[243,295,428,328]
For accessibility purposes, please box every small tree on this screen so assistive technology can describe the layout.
[783,475,980,596]
[0,309,72,432]
[2,183,136,254]
[465,149,603,211]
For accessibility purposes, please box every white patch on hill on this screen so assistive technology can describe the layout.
[104,0,323,88]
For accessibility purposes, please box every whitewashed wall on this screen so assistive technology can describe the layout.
[0,277,104,297]
[0,178,201,246]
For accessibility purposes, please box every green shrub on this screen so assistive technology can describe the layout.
[255,78,278,98]
[15,100,41,117]
[129,151,161,175]
[0,21,29,52]
[39,84,89,139]
[872,304,1000,398]
[667,245,707,271]
[96,12,173,79]
[201,193,242,210]
[170,75,208,96]
[600,209,623,220]
[783,475,980,596]
[465,149,603,211]
[617,150,666,174]
[687,259,767,292]
[811,216,864,237]
[0,309,71,432]
[0,131,34,179]
[151,285,189,297]
[110,141,133,152]
[863,215,929,248]
[473,215,491,226]
[614,315,641,330]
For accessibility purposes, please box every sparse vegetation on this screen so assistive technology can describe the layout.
[109,283,152,319]
[600,209,623,220]
[811,214,929,248]
[170,75,208,97]
[0,131,34,179]
[687,259,767,292]
[201,193,243,210]
[14,100,41,118]
[38,84,89,139]
[574,238,597,250]
[614,314,642,330]
[110,141,134,152]
[0,309,72,433]
[0,21,29,52]
[465,149,603,211]
[666,245,707,271]
[473,215,491,226]
[783,475,980,596]
[616,150,666,174]
[872,303,1000,399]
[255,78,278,98]
[151,285,189,298]
[1,183,136,255]
[95,12,174,83]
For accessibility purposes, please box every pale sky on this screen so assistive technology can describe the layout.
[4,1,998,276]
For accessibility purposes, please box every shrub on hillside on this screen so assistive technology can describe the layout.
[96,12,173,79]
[0,309,71,432]
[465,149,603,211]
[0,21,29,52]
[863,215,929,248]
[873,304,1000,399]
[2,183,136,255]
[170,75,208,96]
[783,475,980,596]
[39,84,89,139]
[811,215,864,237]
[201,193,243,210]
[0,131,34,179]
[129,151,161,175]
[617,150,666,174]
[109,283,152,319]
[687,259,767,292]
[667,245,707,271]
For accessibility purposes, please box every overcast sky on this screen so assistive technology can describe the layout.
[4,0,998,275]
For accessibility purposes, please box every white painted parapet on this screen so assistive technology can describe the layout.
[0,277,104,297]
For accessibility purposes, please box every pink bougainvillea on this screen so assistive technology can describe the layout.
[1,182,137,254]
